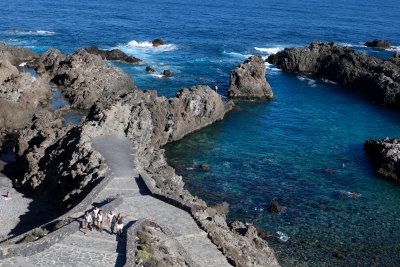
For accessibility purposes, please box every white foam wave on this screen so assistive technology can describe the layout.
[298,76,317,87]
[321,78,337,84]
[116,40,177,55]
[338,42,365,48]
[13,30,56,36]
[387,46,400,52]
[150,73,164,78]
[255,47,284,55]
[265,62,281,72]
[222,50,252,59]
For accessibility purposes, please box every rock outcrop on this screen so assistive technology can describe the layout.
[146,66,155,73]
[36,49,137,109]
[0,53,50,131]
[83,47,142,64]
[364,39,392,49]
[268,42,400,109]
[152,39,165,47]
[364,138,400,183]
[16,111,107,209]
[163,69,171,77]
[0,43,39,65]
[227,55,273,100]
[17,86,233,209]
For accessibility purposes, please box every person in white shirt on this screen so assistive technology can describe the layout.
[84,211,93,234]
[93,206,99,229]
[116,213,124,237]
[97,210,104,232]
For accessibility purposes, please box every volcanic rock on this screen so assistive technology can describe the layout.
[268,42,400,109]
[83,47,142,64]
[227,55,273,100]
[146,66,155,73]
[0,43,39,65]
[48,49,137,109]
[152,39,165,47]
[364,138,400,183]
[364,39,392,49]
[30,48,66,79]
[0,63,49,130]
[267,201,283,213]
[163,69,171,77]
[199,163,210,171]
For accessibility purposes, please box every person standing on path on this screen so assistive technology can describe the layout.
[93,206,99,230]
[107,210,116,235]
[116,213,124,237]
[84,211,93,234]
[98,210,104,232]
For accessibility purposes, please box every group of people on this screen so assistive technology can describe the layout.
[83,206,124,237]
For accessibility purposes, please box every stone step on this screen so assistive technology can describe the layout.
[62,233,121,254]
[76,227,122,242]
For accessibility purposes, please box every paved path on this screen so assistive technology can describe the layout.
[0,136,230,267]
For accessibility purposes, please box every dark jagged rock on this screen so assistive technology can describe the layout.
[38,49,137,109]
[268,42,400,109]
[16,111,106,209]
[390,52,400,67]
[146,66,155,73]
[0,43,39,65]
[227,55,273,100]
[83,47,142,64]
[364,138,400,183]
[152,38,165,47]
[267,201,283,213]
[364,39,392,49]
[163,69,171,77]
[199,163,210,171]
[30,48,66,79]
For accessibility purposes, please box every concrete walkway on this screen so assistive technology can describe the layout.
[0,136,230,267]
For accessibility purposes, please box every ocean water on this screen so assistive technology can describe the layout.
[1,0,400,265]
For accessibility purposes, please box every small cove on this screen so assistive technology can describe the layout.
[165,72,400,266]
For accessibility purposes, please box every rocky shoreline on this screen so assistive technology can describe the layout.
[268,42,400,109]
[0,44,280,266]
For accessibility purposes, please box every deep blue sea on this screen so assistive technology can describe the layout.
[2,0,400,265]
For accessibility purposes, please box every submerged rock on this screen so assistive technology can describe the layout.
[83,47,142,64]
[267,201,283,213]
[163,69,171,77]
[146,66,155,73]
[364,138,400,183]
[268,42,400,109]
[227,55,273,100]
[199,163,210,171]
[152,38,165,47]
[364,39,392,49]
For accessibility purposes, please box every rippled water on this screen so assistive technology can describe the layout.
[1,0,400,265]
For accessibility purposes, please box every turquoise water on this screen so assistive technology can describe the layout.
[165,74,400,266]
[1,0,400,265]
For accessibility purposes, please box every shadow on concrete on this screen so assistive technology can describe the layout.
[0,152,60,241]
[115,220,135,267]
